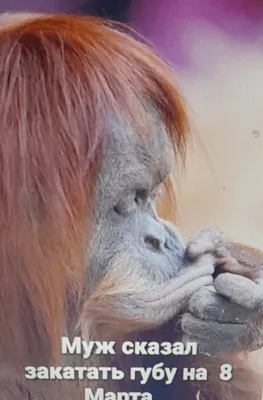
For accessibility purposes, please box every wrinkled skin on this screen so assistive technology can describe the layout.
[81,112,263,355]
[182,236,263,355]
[83,115,218,332]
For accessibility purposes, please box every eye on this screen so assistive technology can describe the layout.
[134,189,148,204]
[113,190,149,216]
[113,194,137,215]
[113,203,126,215]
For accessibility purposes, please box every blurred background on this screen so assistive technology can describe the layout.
[0,0,132,19]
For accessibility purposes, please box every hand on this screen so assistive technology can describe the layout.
[181,237,263,355]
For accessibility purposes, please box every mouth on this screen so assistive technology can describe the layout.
[137,257,215,308]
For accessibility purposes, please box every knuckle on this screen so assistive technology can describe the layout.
[186,229,223,260]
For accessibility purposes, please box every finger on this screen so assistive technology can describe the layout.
[214,245,231,258]
[214,273,263,309]
[181,313,246,350]
[184,253,215,270]
[215,256,261,279]
[182,334,241,356]
[186,229,223,260]
[187,286,253,323]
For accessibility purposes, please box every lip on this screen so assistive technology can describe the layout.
[137,262,215,308]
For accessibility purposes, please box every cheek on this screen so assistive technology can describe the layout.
[85,214,134,273]
[87,211,186,284]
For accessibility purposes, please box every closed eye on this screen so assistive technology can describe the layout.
[135,189,149,203]
[113,186,162,216]
[135,184,163,203]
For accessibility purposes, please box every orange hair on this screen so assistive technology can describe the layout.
[0,13,188,369]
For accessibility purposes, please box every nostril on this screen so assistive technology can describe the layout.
[144,235,162,251]
[164,240,171,250]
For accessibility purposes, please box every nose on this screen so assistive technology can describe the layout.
[142,217,167,252]
[141,216,186,255]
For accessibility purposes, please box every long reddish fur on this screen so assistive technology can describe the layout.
[0,11,188,393]
[1,12,263,400]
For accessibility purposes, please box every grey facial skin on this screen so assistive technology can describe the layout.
[84,115,218,330]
